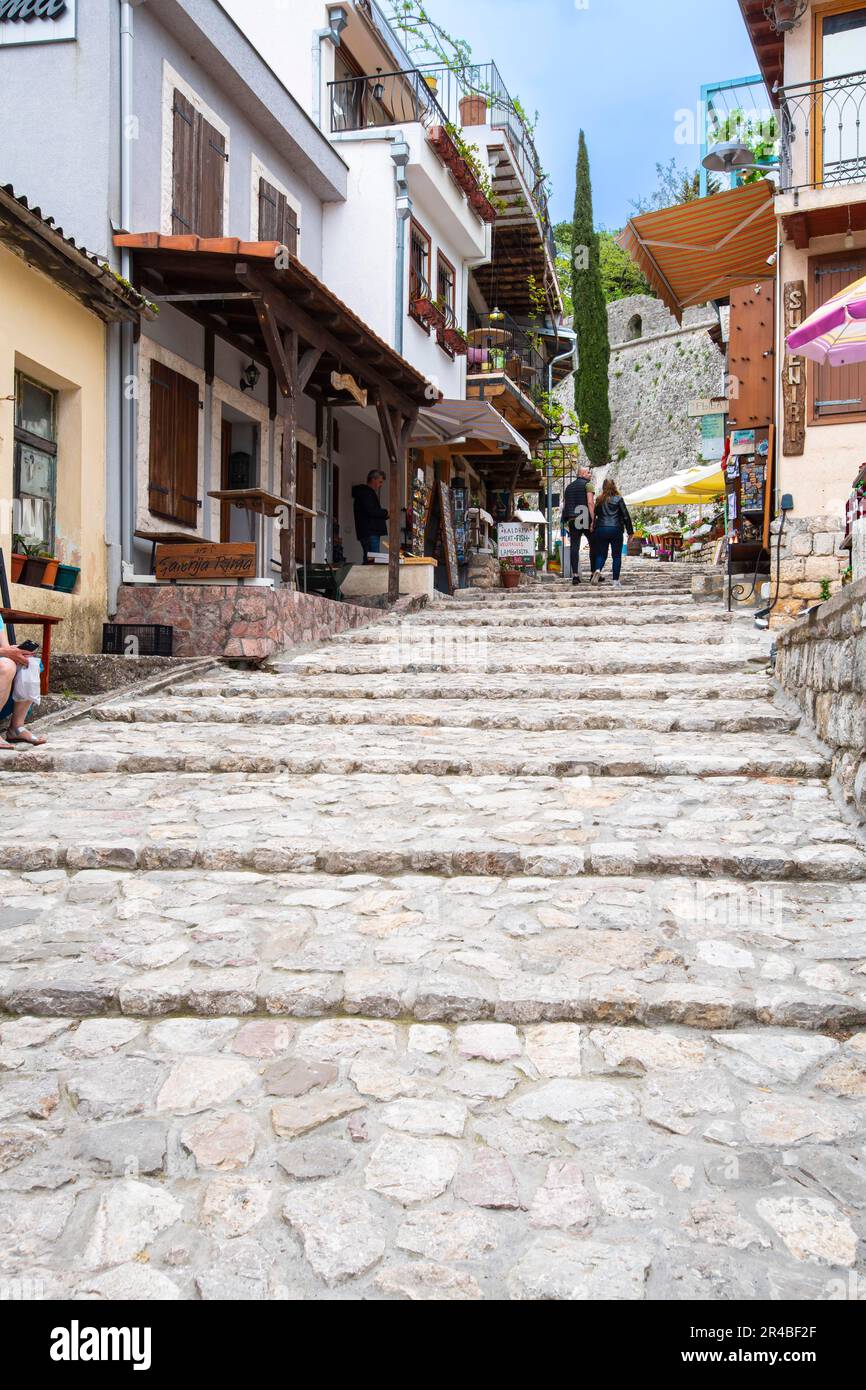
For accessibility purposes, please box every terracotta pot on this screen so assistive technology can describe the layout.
[20,557,47,587]
[460,94,488,127]
[11,552,26,583]
[501,570,520,589]
[40,559,60,587]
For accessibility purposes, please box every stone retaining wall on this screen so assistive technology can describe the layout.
[113,584,380,661]
[775,575,866,818]
[770,514,849,627]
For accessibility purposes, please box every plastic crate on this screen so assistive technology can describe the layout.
[102,623,173,657]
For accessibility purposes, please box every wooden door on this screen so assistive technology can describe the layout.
[220,421,232,542]
[295,443,315,566]
[727,281,775,431]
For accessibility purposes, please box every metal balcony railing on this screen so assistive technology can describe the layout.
[328,60,554,259]
[466,310,545,398]
[778,69,866,192]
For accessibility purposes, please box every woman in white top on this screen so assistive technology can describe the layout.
[0,614,47,749]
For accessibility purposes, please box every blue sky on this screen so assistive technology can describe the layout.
[400,0,760,229]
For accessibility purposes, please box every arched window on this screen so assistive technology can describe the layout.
[627,314,643,341]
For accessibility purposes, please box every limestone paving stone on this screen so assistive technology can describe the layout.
[0,568,864,1299]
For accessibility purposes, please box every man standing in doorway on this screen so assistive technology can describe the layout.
[352,469,389,563]
[561,465,595,585]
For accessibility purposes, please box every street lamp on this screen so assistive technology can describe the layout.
[240,361,260,393]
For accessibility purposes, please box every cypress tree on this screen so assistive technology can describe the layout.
[571,132,611,466]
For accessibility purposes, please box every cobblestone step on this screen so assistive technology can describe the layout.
[90,697,799,735]
[2,870,865,1029]
[0,725,829,779]
[168,674,777,703]
[1,1012,862,1299]
[330,624,735,647]
[404,608,732,627]
[0,773,861,880]
[283,649,766,677]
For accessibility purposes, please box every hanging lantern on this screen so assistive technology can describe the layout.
[763,0,808,32]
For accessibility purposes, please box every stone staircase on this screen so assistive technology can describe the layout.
[1,561,864,1301]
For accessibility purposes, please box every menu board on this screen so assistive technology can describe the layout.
[438,480,459,594]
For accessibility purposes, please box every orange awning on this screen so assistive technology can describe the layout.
[618,179,777,320]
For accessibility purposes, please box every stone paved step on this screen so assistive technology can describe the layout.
[0,725,828,779]
[283,639,768,677]
[331,624,734,647]
[404,608,732,628]
[1,773,862,880]
[2,870,865,1029]
[169,674,777,703]
[1,1012,863,1299]
[91,696,799,735]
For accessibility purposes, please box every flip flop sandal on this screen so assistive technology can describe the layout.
[4,728,47,747]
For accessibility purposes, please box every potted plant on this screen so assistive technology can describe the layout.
[54,562,81,593]
[38,552,60,587]
[443,325,468,355]
[11,534,27,583]
[500,557,521,589]
[459,93,488,127]
[19,541,48,588]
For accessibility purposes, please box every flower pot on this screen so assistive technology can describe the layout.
[11,552,26,583]
[40,559,60,587]
[20,557,47,587]
[501,570,520,589]
[54,563,80,593]
[459,94,488,127]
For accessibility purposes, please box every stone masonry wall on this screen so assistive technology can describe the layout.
[770,514,850,627]
[556,296,724,495]
[775,575,866,818]
[113,585,380,661]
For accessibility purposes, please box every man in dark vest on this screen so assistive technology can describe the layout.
[352,469,389,563]
[561,466,595,585]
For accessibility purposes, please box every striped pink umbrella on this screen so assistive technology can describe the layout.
[786,274,866,366]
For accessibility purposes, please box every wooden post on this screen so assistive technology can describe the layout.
[375,398,418,605]
[280,328,299,585]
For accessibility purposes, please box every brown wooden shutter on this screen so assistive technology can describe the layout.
[148,362,200,526]
[812,256,866,421]
[258,176,298,254]
[197,114,226,238]
[282,201,298,256]
[171,91,197,234]
[727,280,775,430]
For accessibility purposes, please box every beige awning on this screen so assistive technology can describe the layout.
[413,400,531,457]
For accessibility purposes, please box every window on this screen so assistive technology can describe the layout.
[437,253,456,315]
[409,220,431,319]
[627,314,643,341]
[13,372,57,553]
[810,252,866,422]
[171,89,227,237]
[815,4,866,185]
[258,177,298,255]
[148,361,201,525]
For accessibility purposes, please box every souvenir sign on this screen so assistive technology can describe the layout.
[497,522,535,560]
[0,0,77,47]
[730,429,756,456]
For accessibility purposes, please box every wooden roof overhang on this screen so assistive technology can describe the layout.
[465,371,547,443]
[1,185,148,324]
[782,202,866,249]
[114,233,433,414]
[737,1,785,97]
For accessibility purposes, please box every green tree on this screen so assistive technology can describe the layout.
[598,231,653,303]
[571,132,611,467]
[631,158,719,214]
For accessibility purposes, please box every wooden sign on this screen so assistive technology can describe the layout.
[437,480,459,594]
[330,372,367,408]
[687,397,731,418]
[783,281,807,456]
[155,542,256,582]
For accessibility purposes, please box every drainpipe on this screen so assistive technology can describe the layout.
[312,6,348,130]
[391,140,412,356]
[119,0,135,578]
[546,344,577,552]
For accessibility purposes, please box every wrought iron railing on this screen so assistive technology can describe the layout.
[778,70,866,192]
[466,310,545,397]
[328,59,554,258]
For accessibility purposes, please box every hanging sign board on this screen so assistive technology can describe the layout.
[155,542,256,582]
[0,1,77,47]
[688,397,731,418]
[497,521,535,559]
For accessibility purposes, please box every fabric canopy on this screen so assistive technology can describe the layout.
[624,464,725,507]
[413,400,531,456]
[786,273,866,367]
[617,180,777,320]
[515,509,548,526]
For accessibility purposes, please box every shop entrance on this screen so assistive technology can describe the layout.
[219,406,260,544]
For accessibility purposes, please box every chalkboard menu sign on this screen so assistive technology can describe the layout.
[438,480,459,594]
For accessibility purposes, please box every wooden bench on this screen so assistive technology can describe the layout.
[0,608,61,696]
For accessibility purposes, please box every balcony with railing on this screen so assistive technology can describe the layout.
[465,309,545,401]
[328,60,553,254]
[779,69,866,194]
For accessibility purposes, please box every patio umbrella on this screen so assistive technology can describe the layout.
[624,465,724,508]
[786,274,866,366]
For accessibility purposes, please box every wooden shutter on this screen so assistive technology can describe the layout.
[148,361,200,526]
[171,91,197,234]
[727,280,775,431]
[812,255,866,421]
[198,114,226,237]
[259,176,298,254]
